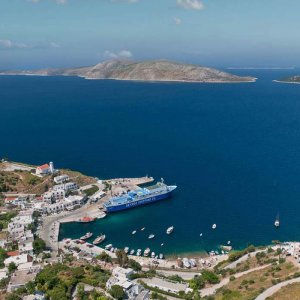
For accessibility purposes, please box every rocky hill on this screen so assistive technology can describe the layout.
[0,60,256,83]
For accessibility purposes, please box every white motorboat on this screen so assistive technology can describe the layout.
[182,258,191,268]
[124,247,129,254]
[159,253,164,259]
[144,248,151,256]
[141,227,145,231]
[166,226,174,234]
[151,252,155,258]
[132,230,137,235]
[212,224,217,229]
[80,232,93,240]
[130,249,135,255]
[105,244,112,250]
[136,249,142,256]
[148,234,155,239]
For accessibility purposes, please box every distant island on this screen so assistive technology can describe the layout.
[0,60,256,83]
[275,75,300,84]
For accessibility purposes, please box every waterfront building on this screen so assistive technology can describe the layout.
[35,164,51,175]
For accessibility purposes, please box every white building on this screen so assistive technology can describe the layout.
[53,182,78,192]
[54,174,69,184]
[35,164,51,175]
[106,267,134,290]
[4,254,33,267]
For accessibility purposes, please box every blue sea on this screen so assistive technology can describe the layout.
[1,70,300,256]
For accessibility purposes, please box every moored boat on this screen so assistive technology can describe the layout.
[105,244,112,250]
[132,230,137,235]
[159,253,164,259]
[148,234,155,239]
[103,179,177,213]
[144,248,151,256]
[93,234,106,245]
[130,249,135,255]
[212,224,217,229]
[136,249,142,256]
[124,247,129,254]
[77,216,96,223]
[80,232,93,240]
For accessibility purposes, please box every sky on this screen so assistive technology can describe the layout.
[0,0,300,69]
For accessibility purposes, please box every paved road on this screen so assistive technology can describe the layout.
[255,277,300,300]
[200,265,270,297]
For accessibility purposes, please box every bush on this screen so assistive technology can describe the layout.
[229,276,236,281]
[128,259,142,271]
[109,285,125,300]
[201,270,220,284]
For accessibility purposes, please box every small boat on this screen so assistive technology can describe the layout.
[166,226,174,234]
[132,230,137,235]
[144,248,151,256]
[212,224,217,230]
[80,232,93,240]
[77,216,95,223]
[159,253,164,259]
[161,243,164,246]
[148,234,155,239]
[189,259,196,267]
[227,240,231,245]
[136,249,142,256]
[182,258,191,268]
[275,214,280,228]
[141,227,145,231]
[130,249,135,255]
[93,234,106,245]
[110,247,115,252]
[151,252,155,258]
[105,244,112,250]
[124,247,129,254]
[200,233,203,237]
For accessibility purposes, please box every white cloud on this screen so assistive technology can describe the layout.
[110,0,138,3]
[0,39,29,49]
[104,50,133,59]
[29,0,67,4]
[0,39,61,50]
[177,0,204,10]
[49,42,60,48]
[173,17,182,25]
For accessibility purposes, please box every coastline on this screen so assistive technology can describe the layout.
[273,79,300,84]
[0,73,257,83]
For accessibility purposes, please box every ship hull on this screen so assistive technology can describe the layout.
[105,190,173,213]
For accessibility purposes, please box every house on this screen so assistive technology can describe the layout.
[53,182,78,192]
[5,196,28,208]
[35,164,50,175]
[4,254,33,267]
[54,174,69,184]
[127,284,150,300]
[43,189,65,203]
[7,266,40,292]
[106,267,134,290]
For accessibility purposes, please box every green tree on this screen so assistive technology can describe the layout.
[0,247,8,268]
[97,251,112,263]
[115,249,128,267]
[128,259,141,271]
[109,285,125,300]
[8,262,17,273]
[5,294,21,300]
[33,237,46,254]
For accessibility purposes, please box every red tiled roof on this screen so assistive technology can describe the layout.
[5,197,17,202]
[37,164,49,170]
[7,250,20,257]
